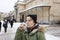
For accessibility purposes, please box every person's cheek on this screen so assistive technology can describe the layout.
[29,22,32,25]
[27,22,30,26]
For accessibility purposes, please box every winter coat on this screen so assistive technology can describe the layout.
[14,25,46,40]
[3,21,8,28]
[0,22,2,27]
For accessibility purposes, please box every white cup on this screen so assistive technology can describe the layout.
[20,22,27,30]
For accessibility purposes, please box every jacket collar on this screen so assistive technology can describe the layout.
[24,25,46,35]
[24,28,38,36]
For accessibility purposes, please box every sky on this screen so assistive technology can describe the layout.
[0,0,19,13]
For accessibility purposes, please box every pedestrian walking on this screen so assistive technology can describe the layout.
[13,19,16,22]
[3,20,8,33]
[0,21,2,32]
[10,19,14,28]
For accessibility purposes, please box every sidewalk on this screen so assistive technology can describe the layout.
[0,23,60,40]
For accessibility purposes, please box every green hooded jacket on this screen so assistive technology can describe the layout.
[14,26,46,40]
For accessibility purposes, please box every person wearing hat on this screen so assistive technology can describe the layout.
[14,14,46,40]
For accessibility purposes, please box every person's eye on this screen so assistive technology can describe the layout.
[28,20,31,21]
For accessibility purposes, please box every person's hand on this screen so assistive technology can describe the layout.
[19,24,24,30]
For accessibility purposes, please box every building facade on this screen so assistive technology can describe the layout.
[14,0,60,24]
[0,12,3,21]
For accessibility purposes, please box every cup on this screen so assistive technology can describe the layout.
[19,23,27,30]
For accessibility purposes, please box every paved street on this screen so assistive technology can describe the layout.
[0,23,19,40]
[46,25,60,38]
[0,23,60,40]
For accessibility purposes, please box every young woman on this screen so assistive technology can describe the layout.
[14,14,46,40]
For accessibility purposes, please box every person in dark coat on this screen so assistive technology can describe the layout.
[3,20,8,33]
[13,19,16,22]
[10,19,14,28]
[0,21,2,32]
[7,19,10,23]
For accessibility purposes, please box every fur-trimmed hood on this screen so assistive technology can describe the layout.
[25,25,46,34]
